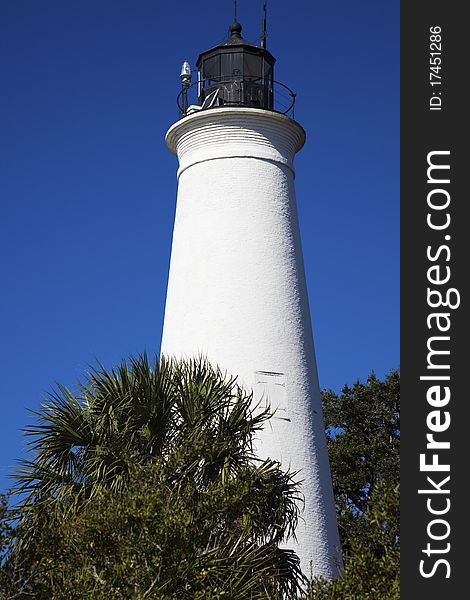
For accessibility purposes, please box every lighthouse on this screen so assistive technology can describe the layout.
[161,18,341,579]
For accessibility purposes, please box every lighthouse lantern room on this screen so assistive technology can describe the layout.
[196,21,275,110]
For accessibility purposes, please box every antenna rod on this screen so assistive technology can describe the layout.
[262,0,267,49]
[234,0,237,22]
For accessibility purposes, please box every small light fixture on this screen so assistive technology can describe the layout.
[180,61,192,86]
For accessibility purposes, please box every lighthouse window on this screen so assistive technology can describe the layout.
[202,55,220,87]
[244,54,262,82]
[264,63,273,86]
[221,53,242,81]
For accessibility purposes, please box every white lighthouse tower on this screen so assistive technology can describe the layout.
[161,19,341,579]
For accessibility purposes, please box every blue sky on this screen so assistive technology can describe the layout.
[0,0,399,493]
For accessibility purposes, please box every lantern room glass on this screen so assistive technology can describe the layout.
[199,50,274,110]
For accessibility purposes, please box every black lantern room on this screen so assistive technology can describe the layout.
[196,21,276,110]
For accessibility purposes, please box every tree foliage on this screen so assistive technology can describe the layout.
[0,361,400,598]
[308,370,400,599]
[1,355,304,598]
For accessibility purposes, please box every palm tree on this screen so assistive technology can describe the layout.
[7,355,305,598]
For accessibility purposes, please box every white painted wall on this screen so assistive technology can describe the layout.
[162,107,341,579]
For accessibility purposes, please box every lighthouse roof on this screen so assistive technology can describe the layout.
[196,21,276,69]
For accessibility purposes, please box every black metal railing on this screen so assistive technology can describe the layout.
[177,77,297,119]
